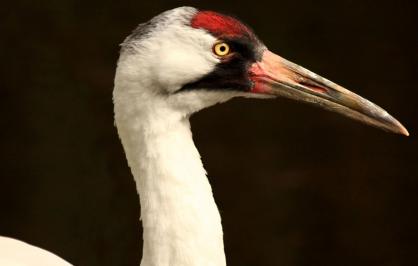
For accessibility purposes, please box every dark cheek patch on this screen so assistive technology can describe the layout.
[191,11,254,39]
[181,11,263,93]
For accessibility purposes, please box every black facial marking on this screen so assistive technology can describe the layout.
[178,38,264,93]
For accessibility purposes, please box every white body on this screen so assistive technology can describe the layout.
[0,236,71,266]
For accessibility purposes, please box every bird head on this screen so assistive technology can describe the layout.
[115,7,408,135]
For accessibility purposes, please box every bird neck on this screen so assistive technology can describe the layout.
[114,96,226,266]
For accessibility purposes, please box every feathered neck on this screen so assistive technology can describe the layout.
[113,85,226,266]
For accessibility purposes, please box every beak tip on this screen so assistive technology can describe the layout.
[399,126,409,137]
[391,119,409,136]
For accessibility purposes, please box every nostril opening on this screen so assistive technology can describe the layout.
[299,80,328,94]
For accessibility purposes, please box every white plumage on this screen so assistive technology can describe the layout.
[114,8,232,265]
[0,237,71,266]
[0,6,407,266]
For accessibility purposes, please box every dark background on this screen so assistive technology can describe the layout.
[1,0,417,265]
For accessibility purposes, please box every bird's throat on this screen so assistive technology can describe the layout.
[114,98,226,266]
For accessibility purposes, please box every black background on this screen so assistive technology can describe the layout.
[1,0,417,265]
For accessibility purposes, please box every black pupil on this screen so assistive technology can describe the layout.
[219,45,226,52]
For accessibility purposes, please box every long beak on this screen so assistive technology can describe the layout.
[249,50,409,136]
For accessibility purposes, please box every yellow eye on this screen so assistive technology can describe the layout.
[213,42,230,57]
